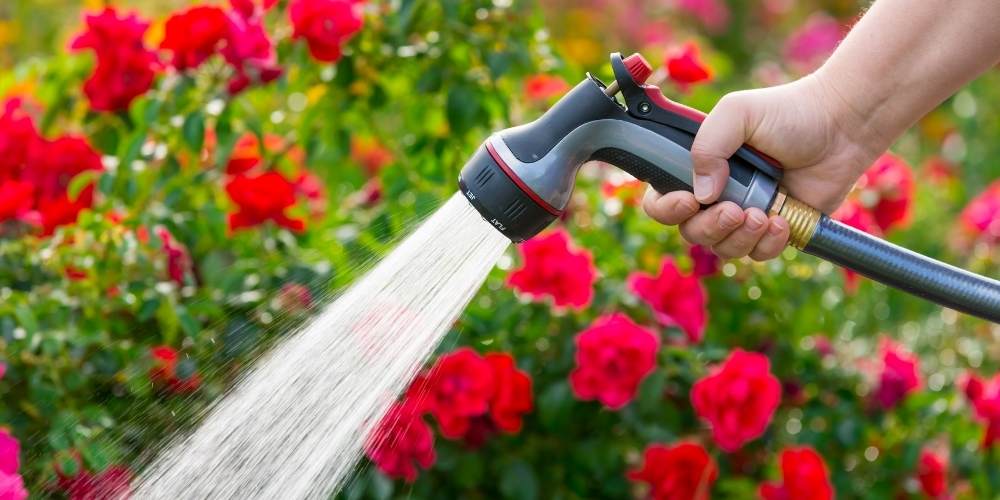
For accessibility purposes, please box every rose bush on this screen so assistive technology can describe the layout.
[1,0,1000,498]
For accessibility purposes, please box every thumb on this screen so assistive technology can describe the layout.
[689,92,754,203]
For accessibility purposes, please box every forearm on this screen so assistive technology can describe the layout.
[815,0,1000,153]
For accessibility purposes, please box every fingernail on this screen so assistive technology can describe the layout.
[769,220,785,235]
[720,208,742,228]
[746,213,765,230]
[694,175,714,201]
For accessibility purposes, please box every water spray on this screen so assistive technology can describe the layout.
[459,52,1000,322]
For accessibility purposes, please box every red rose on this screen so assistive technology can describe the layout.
[628,257,708,343]
[917,448,948,498]
[230,0,280,18]
[676,0,730,32]
[25,135,103,201]
[289,0,364,63]
[364,399,435,482]
[856,153,914,233]
[222,11,282,94]
[523,74,571,102]
[961,372,1000,448]
[758,447,834,500]
[959,180,1000,246]
[295,172,327,219]
[0,180,34,222]
[688,245,720,277]
[35,185,96,237]
[149,345,201,394]
[161,6,229,71]
[409,348,533,443]
[64,465,132,500]
[156,227,192,286]
[413,347,495,438]
[485,352,533,434]
[872,339,921,410]
[832,200,881,292]
[691,349,781,452]
[70,8,159,112]
[665,42,712,90]
[0,99,40,180]
[783,13,845,73]
[276,283,314,313]
[0,429,20,475]
[225,171,306,232]
[628,441,718,500]
[569,313,659,410]
[350,136,393,176]
[507,228,597,309]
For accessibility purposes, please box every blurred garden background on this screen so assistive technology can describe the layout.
[0,0,999,498]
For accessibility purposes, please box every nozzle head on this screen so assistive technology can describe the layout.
[459,143,559,243]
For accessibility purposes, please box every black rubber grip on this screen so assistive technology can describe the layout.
[804,216,1000,322]
[590,147,692,195]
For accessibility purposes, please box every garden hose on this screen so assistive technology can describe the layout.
[458,52,1000,322]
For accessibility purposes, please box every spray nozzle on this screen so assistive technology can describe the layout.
[459,52,783,243]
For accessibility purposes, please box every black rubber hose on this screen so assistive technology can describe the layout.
[803,216,1000,322]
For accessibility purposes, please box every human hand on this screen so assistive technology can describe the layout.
[642,73,887,260]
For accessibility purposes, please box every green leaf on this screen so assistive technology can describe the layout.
[67,170,100,199]
[182,111,206,151]
[499,460,538,500]
[14,303,38,335]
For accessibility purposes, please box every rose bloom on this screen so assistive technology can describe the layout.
[523,74,571,102]
[688,245,720,277]
[855,153,914,233]
[872,339,921,410]
[917,448,948,498]
[600,174,644,207]
[959,180,1000,246]
[0,429,26,500]
[960,371,1000,448]
[63,465,132,500]
[0,180,34,222]
[350,136,394,177]
[70,8,159,112]
[628,441,718,500]
[149,346,201,394]
[364,399,436,482]
[691,349,781,452]
[161,5,229,70]
[411,348,495,439]
[832,200,881,293]
[289,0,364,63]
[665,42,712,90]
[628,257,708,343]
[675,0,730,32]
[225,133,304,176]
[226,171,306,232]
[0,99,39,180]
[569,313,659,410]
[484,352,533,434]
[507,228,597,310]
[222,10,283,94]
[156,227,192,286]
[230,0,280,18]
[759,447,834,500]
[784,13,844,73]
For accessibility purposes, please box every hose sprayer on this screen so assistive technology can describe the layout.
[458,52,1000,323]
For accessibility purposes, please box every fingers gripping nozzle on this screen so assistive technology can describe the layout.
[459,52,784,242]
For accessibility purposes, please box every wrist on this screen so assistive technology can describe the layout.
[807,68,891,173]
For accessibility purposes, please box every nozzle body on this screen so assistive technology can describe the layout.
[459,53,783,242]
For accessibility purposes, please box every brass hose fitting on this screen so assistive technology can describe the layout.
[768,189,821,249]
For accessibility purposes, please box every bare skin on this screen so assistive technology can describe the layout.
[644,0,1000,261]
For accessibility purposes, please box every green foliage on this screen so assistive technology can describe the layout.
[0,0,999,498]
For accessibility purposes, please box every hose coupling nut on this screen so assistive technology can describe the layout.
[769,189,821,249]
